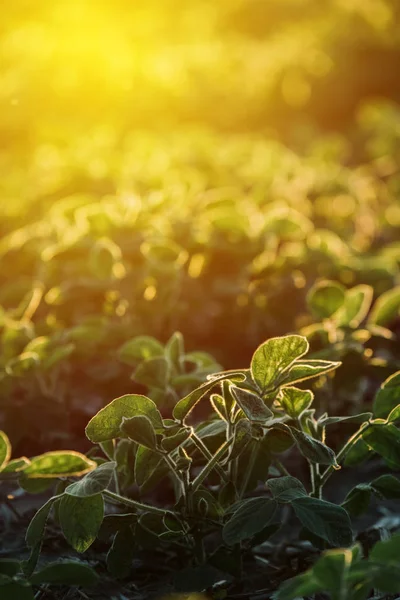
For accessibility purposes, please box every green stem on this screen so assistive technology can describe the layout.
[162,452,187,502]
[319,421,371,489]
[103,489,174,516]
[191,432,229,483]
[191,439,232,493]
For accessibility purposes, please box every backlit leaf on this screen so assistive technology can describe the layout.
[306,280,346,320]
[223,497,277,545]
[59,494,104,553]
[251,335,309,392]
[231,386,273,422]
[121,415,157,450]
[24,451,96,479]
[65,461,116,497]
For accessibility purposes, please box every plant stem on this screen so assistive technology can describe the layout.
[319,421,371,489]
[191,439,232,492]
[103,489,174,516]
[191,432,230,483]
[310,463,322,498]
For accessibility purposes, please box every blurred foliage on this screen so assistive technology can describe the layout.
[1,0,400,452]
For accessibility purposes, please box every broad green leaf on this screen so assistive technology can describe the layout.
[121,415,157,450]
[107,527,136,579]
[0,431,11,471]
[371,474,400,499]
[210,393,228,421]
[26,495,59,548]
[267,476,307,502]
[275,572,322,600]
[118,336,164,365]
[388,404,400,422]
[335,285,373,328]
[369,286,400,326]
[2,457,30,473]
[161,428,192,453]
[291,497,353,547]
[59,494,104,553]
[0,559,21,577]
[165,331,184,370]
[19,477,56,494]
[341,484,372,517]
[173,371,246,422]
[363,423,400,469]
[231,386,273,422]
[135,445,167,489]
[133,357,169,389]
[370,533,400,564]
[313,549,355,599]
[86,394,163,443]
[279,387,313,419]
[373,371,400,418]
[251,335,309,393]
[344,438,372,467]
[0,581,34,600]
[287,426,338,466]
[306,280,346,319]
[65,461,116,497]
[370,563,400,594]
[222,497,277,545]
[282,359,341,386]
[30,561,99,586]
[24,451,95,478]
[228,418,252,462]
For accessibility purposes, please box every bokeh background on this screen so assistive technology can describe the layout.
[1,0,400,451]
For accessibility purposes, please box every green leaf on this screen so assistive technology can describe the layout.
[86,394,163,443]
[373,371,400,418]
[2,457,30,473]
[135,445,168,489]
[335,284,373,328]
[30,561,99,586]
[23,451,96,478]
[59,494,104,553]
[231,386,273,422]
[370,533,400,565]
[275,572,322,600]
[251,335,309,393]
[173,370,246,422]
[0,431,11,471]
[26,496,59,548]
[267,476,307,502]
[363,423,400,469]
[107,527,136,579]
[133,357,169,389]
[223,497,277,546]
[279,387,313,419]
[291,497,353,547]
[165,331,184,370]
[65,461,116,497]
[0,559,21,577]
[228,418,252,462]
[282,359,341,386]
[306,280,346,319]
[319,413,372,426]
[161,428,192,453]
[118,335,164,365]
[344,438,371,467]
[369,286,400,326]
[341,484,372,517]
[371,474,400,499]
[388,404,400,422]
[0,581,34,600]
[210,393,228,421]
[287,426,338,466]
[312,549,356,598]
[121,415,157,450]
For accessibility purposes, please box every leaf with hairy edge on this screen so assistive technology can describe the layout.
[371,474,400,499]
[223,497,277,545]
[59,494,104,553]
[319,413,372,426]
[0,431,11,471]
[231,386,273,422]
[285,425,338,466]
[135,445,167,489]
[173,371,246,422]
[30,561,99,586]
[279,387,313,419]
[363,423,400,469]
[26,496,60,548]
[369,286,400,327]
[24,451,96,478]
[227,419,252,462]
[161,428,192,453]
[267,476,307,502]
[291,497,353,547]
[2,457,30,473]
[282,359,341,386]
[306,280,346,319]
[251,335,309,393]
[65,462,116,497]
[373,371,400,418]
[336,285,373,328]
[86,394,163,443]
[120,415,157,450]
